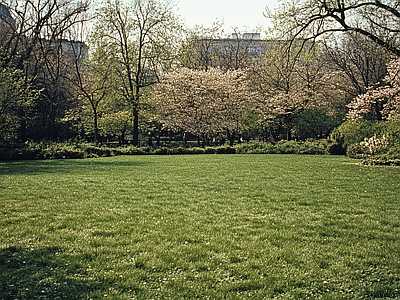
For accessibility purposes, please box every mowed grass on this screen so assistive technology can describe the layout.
[0,154,399,299]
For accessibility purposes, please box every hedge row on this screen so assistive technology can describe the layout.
[0,140,340,161]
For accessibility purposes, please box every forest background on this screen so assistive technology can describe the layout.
[1,0,400,164]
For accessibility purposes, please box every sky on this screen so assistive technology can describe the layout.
[175,0,279,36]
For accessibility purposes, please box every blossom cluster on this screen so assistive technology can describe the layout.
[347,58,400,120]
[360,134,389,155]
[152,67,256,137]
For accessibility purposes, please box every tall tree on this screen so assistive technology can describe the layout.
[91,0,182,145]
[251,42,344,140]
[0,56,38,142]
[270,0,400,56]
[0,0,89,70]
[323,33,390,99]
[0,0,90,141]
[68,40,111,142]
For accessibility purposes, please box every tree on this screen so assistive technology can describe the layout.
[179,22,224,71]
[32,39,86,140]
[0,0,90,141]
[323,33,390,99]
[0,57,38,142]
[91,0,182,145]
[99,111,132,144]
[270,0,400,56]
[0,0,89,65]
[69,41,112,142]
[347,57,400,120]
[250,42,344,140]
[293,108,344,140]
[152,67,255,146]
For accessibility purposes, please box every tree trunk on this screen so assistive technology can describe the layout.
[93,109,98,142]
[183,132,188,145]
[227,131,235,146]
[133,110,139,146]
[286,126,292,141]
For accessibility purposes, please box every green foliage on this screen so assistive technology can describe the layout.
[362,158,400,166]
[234,140,327,155]
[1,155,400,298]
[374,120,400,147]
[331,120,400,163]
[355,146,400,165]
[346,143,368,159]
[330,119,400,149]
[1,140,348,161]
[293,108,344,140]
[0,142,118,160]
[0,58,38,142]
[330,119,373,149]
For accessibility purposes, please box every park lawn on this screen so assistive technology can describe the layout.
[0,154,399,299]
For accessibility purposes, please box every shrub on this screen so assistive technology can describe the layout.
[185,147,205,154]
[362,158,400,166]
[346,143,367,159]
[153,147,168,155]
[215,146,236,154]
[330,119,400,151]
[234,142,267,154]
[275,140,300,154]
[326,142,346,155]
[204,147,217,154]
[360,134,389,155]
[0,139,346,161]
[329,119,375,150]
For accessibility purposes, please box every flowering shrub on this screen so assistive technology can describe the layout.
[362,158,400,166]
[347,134,394,159]
[360,134,389,155]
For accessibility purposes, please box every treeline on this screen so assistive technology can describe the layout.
[1,0,400,163]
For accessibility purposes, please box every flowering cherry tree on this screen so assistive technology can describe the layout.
[251,45,344,140]
[152,67,255,144]
[347,58,400,120]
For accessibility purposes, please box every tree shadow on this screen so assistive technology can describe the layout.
[0,246,115,299]
[0,158,148,176]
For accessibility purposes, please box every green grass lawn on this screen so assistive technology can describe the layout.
[0,154,400,299]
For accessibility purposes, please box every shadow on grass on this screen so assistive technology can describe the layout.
[0,246,114,299]
[0,158,148,176]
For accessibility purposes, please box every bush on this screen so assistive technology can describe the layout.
[185,147,206,154]
[330,119,400,151]
[293,108,344,140]
[204,147,217,154]
[362,158,400,166]
[216,146,236,154]
[275,140,300,154]
[346,143,367,159]
[329,119,400,160]
[329,119,374,150]
[153,147,168,155]
[326,142,346,155]
[0,140,341,161]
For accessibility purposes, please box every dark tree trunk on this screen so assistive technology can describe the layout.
[133,110,139,146]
